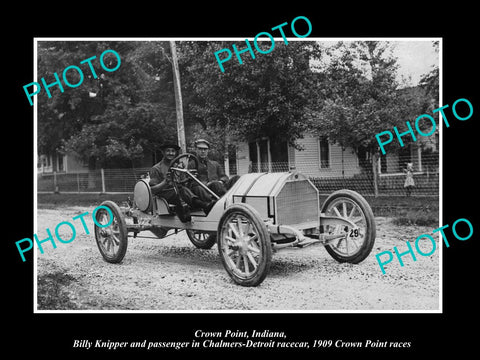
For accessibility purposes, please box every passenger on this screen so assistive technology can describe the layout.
[193,139,230,196]
[149,143,215,215]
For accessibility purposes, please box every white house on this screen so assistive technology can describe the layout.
[37,152,89,174]
[233,134,432,179]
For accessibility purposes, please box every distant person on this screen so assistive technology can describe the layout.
[403,162,415,197]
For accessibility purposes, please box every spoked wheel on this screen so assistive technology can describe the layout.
[217,203,272,286]
[186,230,217,249]
[94,200,128,263]
[321,190,376,264]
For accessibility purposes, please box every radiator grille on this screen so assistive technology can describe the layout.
[275,180,319,225]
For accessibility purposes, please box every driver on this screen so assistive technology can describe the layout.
[149,143,215,214]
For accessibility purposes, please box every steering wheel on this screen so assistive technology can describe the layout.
[168,153,199,185]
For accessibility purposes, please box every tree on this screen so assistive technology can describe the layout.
[37,41,178,169]
[178,40,323,157]
[310,41,405,151]
[419,41,439,104]
[309,41,435,195]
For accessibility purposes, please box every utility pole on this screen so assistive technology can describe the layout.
[170,41,186,153]
[372,151,379,197]
[224,130,230,177]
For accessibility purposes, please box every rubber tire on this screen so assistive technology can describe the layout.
[217,203,272,287]
[321,189,376,264]
[94,200,128,263]
[186,230,217,249]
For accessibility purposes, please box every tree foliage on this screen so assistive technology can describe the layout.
[418,41,439,107]
[37,41,177,168]
[308,41,417,153]
[37,40,437,170]
[179,40,323,152]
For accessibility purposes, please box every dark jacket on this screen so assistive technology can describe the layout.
[149,158,171,188]
[197,158,228,184]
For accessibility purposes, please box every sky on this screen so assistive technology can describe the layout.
[391,40,439,86]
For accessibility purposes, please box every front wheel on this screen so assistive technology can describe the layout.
[217,203,272,287]
[94,200,128,263]
[321,190,376,264]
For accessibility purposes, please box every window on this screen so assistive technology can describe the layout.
[398,146,412,172]
[379,155,387,173]
[248,138,289,172]
[248,141,259,172]
[319,137,330,168]
[356,146,369,169]
[228,144,237,176]
[269,138,289,172]
[58,155,64,172]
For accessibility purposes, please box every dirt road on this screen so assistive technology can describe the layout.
[36,206,440,311]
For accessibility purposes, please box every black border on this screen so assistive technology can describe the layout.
[7,5,479,357]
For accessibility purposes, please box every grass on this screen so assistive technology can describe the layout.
[366,196,438,226]
[38,192,439,226]
[390,208,438,226]
[319,195,438,226]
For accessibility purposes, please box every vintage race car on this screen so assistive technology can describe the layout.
[94,153,376,286]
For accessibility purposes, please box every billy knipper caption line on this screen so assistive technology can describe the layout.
[73,330,411,350]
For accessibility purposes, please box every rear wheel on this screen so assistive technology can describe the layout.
[321,190,376,264]
[94,201,128,263]
[186,230,217,249]
[217,203,272,286]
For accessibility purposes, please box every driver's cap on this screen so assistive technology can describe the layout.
[194,139,210,149]
[160,143,180,151]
